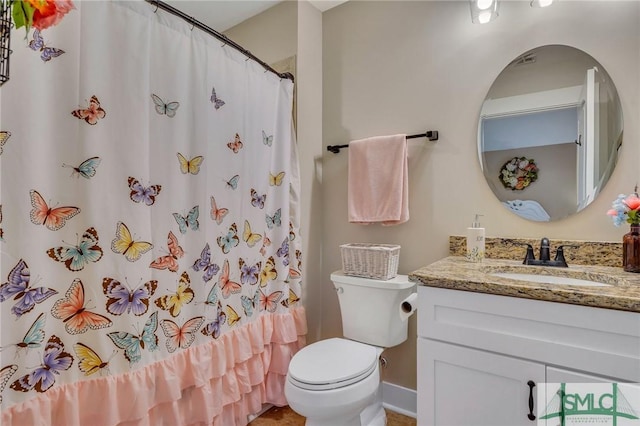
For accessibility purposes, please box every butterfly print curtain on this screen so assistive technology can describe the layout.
[0,2,306,425]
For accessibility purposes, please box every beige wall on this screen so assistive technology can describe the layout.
[322,1,640,390]
[295,1,324,343]
[224,1,297,65]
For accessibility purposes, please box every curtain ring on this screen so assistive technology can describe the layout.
[153,1,159,13]
[189,17,195,31]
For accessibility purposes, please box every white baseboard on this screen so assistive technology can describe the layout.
[382,381,417,418]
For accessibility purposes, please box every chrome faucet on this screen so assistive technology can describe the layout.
[521,238,578,267]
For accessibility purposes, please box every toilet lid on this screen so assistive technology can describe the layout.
[288,338,378,389]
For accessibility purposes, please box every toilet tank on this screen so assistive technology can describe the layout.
[331,271,416,348]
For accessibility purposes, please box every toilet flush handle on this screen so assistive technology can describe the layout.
[335,287,344,294]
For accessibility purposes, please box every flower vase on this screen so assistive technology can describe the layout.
[623,224,640,272]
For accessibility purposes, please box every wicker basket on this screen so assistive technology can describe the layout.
[340,243,400,280]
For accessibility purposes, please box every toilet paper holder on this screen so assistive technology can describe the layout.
[399,292,418,320]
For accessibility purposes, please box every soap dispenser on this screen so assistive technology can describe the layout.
[466,214,485,263]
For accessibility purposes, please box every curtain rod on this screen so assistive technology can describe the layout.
[145,0,294,82]
[326,131,439,154]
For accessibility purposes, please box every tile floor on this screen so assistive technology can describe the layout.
[250,405,416,426]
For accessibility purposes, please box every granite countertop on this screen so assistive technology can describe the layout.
[409,256,640,313]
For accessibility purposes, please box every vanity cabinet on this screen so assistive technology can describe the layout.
[417,286,639,426]
[419,339,544,426]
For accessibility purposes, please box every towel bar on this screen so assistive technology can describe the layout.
[326,131,438,154]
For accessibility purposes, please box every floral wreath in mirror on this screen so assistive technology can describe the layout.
[499,157,538,191]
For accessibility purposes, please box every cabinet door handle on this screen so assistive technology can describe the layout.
[527,380,536,421]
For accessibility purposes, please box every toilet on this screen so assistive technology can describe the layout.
[285,271,416,426]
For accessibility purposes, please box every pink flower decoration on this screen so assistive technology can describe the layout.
[624,195,640,211]
[607,209,620,217]
[27,0,75,31]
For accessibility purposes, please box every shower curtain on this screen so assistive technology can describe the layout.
[0,2,306,425]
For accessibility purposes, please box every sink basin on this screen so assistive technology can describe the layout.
[490,272,611,287]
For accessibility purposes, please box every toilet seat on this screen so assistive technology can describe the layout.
[288,338,379,391]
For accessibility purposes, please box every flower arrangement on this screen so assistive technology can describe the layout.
[11,0,74,35]
[607,188,640,226]
[499,156,538,191]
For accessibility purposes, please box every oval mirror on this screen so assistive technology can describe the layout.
[478,45,623,222]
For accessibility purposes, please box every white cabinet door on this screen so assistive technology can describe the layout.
[418,338,545,426]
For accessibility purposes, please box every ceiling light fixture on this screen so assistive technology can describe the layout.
[470,0,499,24]
[476,0,494,10]
[530,0,554,7]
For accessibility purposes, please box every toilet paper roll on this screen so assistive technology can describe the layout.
[399,292,418,321]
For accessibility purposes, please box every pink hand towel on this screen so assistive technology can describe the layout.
[348,134,409,225]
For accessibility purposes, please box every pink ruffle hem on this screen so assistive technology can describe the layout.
[1,307,307,426]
